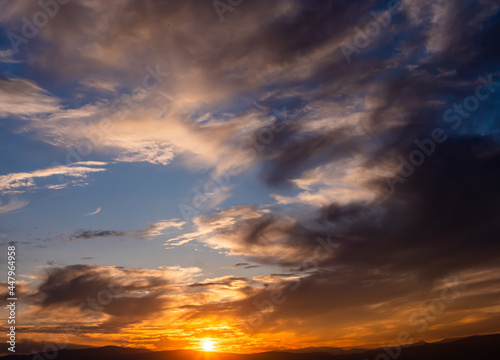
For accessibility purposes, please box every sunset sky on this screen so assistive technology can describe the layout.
[1,0,500,355]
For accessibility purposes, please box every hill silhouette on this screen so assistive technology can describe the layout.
[1,334,499,360]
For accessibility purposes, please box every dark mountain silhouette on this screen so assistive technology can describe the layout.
[1,334,499,360]
[285,347,367,355]
[403,341,428,347]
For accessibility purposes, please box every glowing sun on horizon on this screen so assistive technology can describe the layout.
[203,340,214,351]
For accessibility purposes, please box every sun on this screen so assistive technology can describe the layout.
[202,340,214,351]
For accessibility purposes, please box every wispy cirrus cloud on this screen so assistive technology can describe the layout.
[85,207,102,216]
[140,219,185,237]
[0,197,29,215]
[0,76,60,118]
[68,218,185,241]
[0,48,21,63]
[78,77,119,93]
[0,161,108,195]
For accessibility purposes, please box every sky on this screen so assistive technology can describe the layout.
[0,0,500,355]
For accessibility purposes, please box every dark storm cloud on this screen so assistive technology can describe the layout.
[34,265,169,306]
[30,265,174,328]
[420,0,500,72]
[252,0,500,187]
[202,137,500,279]
[345,137,500,281]
[260,127,360,187]
[3,0,383,100]
[215,0,500,282]
[179,128,500,337]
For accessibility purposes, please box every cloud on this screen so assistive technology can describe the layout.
[68,218,185,241]
[270,157,376,206]
[2,0,499,177]
[69,229,125,241]
[19,263,279,350]
[187,276,249,289]
[0,76,60,118]
[223,263,261,269]
[0,48,21,63]
[114,142,175,166]
[0,197,29,215]
[139,219,185,237]
[165,132,500,320]
[86,207,102,216]
[0,0,384,173]
[225,267,500,344]
[175,135,500,281]
[78,77,118,93]
[166,205,329,265]
[30,264,202,329]
[0,162,108,194]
